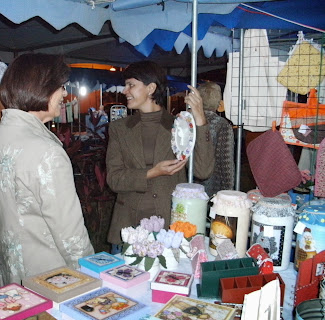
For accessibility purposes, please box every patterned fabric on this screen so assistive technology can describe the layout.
[0,109,94,285]
[194,111,235,197]
[314,138,325,197]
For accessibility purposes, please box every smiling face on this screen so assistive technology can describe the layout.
[122,78,159,113]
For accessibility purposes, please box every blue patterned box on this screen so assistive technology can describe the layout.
[60,287,150,320]
[79,252,125,279]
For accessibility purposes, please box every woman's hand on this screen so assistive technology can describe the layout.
[184,85,207,126]
[147,159,187,179]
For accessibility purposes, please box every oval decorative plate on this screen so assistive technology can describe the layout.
[171,111,196,160]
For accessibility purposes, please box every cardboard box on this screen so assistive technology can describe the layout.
[150,270,193,303]
[100,264,149,288]
[59,287,149,320]
[79,252,125,278]
[22,266,102,303]
[0,283,52,319]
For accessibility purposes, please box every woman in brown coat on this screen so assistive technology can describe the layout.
[106,61,214,249]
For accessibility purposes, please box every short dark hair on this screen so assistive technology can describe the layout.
[123,60,167,107]
[0,53,70,112]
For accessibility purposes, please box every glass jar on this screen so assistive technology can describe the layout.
[209,190,252,258]
[171,183,209,235]
[251,197,295,271]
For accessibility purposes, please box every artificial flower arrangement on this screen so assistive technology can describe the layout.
[121,216,197,271]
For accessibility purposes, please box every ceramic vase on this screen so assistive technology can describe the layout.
[161,248,179,270]
[122,245,137,265]
[137,258,160,281]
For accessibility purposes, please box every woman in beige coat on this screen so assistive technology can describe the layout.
[106,61,214,249]
[0,53,94,285]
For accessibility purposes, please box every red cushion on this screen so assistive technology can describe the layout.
[247,130,301,197]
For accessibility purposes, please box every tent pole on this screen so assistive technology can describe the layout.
[188,0,198,183]
[100,83,103,107]
[235,29,245,191]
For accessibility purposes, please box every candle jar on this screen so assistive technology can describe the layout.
[209,190,252,258]
[251,197,295,271]
[171,183,209,235]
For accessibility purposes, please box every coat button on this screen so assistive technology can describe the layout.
[152,193,157,198]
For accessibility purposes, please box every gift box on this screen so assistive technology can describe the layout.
[220,273,285,305]
[150,270,193,303]
[22,266,102,304]
[246,243,274,274]
[60,287,150,320]
[79,252,125,278]
[187,234,208,278]
[100,264,150,289]
[154,295,236,320]
[0,283,52,320]
[197,257,259,298]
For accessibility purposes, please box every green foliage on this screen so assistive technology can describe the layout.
[175,203,185,213]
[158,255,167,269]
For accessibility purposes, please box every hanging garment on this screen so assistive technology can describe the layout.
[280,89,325,147]
[224,29,287,132]
[314,138,325,197]
[277,31,325,95]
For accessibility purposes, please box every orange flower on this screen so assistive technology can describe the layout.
[170,221,197,238]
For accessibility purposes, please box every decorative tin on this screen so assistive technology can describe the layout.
[171,183,209,234]
[294,203,325,270]
[209,190,252,258]
[78,252,125,278]
[295,299,325,320]
[250,197,295,271]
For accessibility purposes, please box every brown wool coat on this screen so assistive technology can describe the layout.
[106,108,215,245]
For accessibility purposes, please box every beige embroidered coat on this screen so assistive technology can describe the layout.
[106,108,215,244]
[0,109,94,285]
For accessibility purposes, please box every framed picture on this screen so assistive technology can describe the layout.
[22,266,102,303]
[60,287,149,320]
[154,295,235,320]
[0,283,52,320]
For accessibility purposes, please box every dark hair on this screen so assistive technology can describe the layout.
[123,60,167,107]
[0,53,70,112]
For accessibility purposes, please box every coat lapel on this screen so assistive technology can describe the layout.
[124,122,146,168]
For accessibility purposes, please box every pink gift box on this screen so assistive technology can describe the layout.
[150,270,193,304]
[99,264,150,288]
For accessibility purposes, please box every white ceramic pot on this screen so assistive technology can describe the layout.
[137,257,160,281]
[122,245,137,265]
[161,248,179,270]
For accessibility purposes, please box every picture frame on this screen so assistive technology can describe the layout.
[22,266,102,303]
[60,287,149,320]
[154,295,236,320]
[0,283,52,320]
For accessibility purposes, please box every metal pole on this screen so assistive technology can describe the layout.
[188,0,198,183]
[235,29,245,190]
[100,83,103,107]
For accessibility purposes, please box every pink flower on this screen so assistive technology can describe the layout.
[140,215,165,233]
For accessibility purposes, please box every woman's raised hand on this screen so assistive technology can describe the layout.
[184,85,207,126]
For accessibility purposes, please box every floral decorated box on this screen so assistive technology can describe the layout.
[59,287,150,320]
[154,295,236,320]
[22,266,102,303]
[151,270,193,303]
[0,283,53,320]
[79,252,125,278]
[100,264,150,288]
